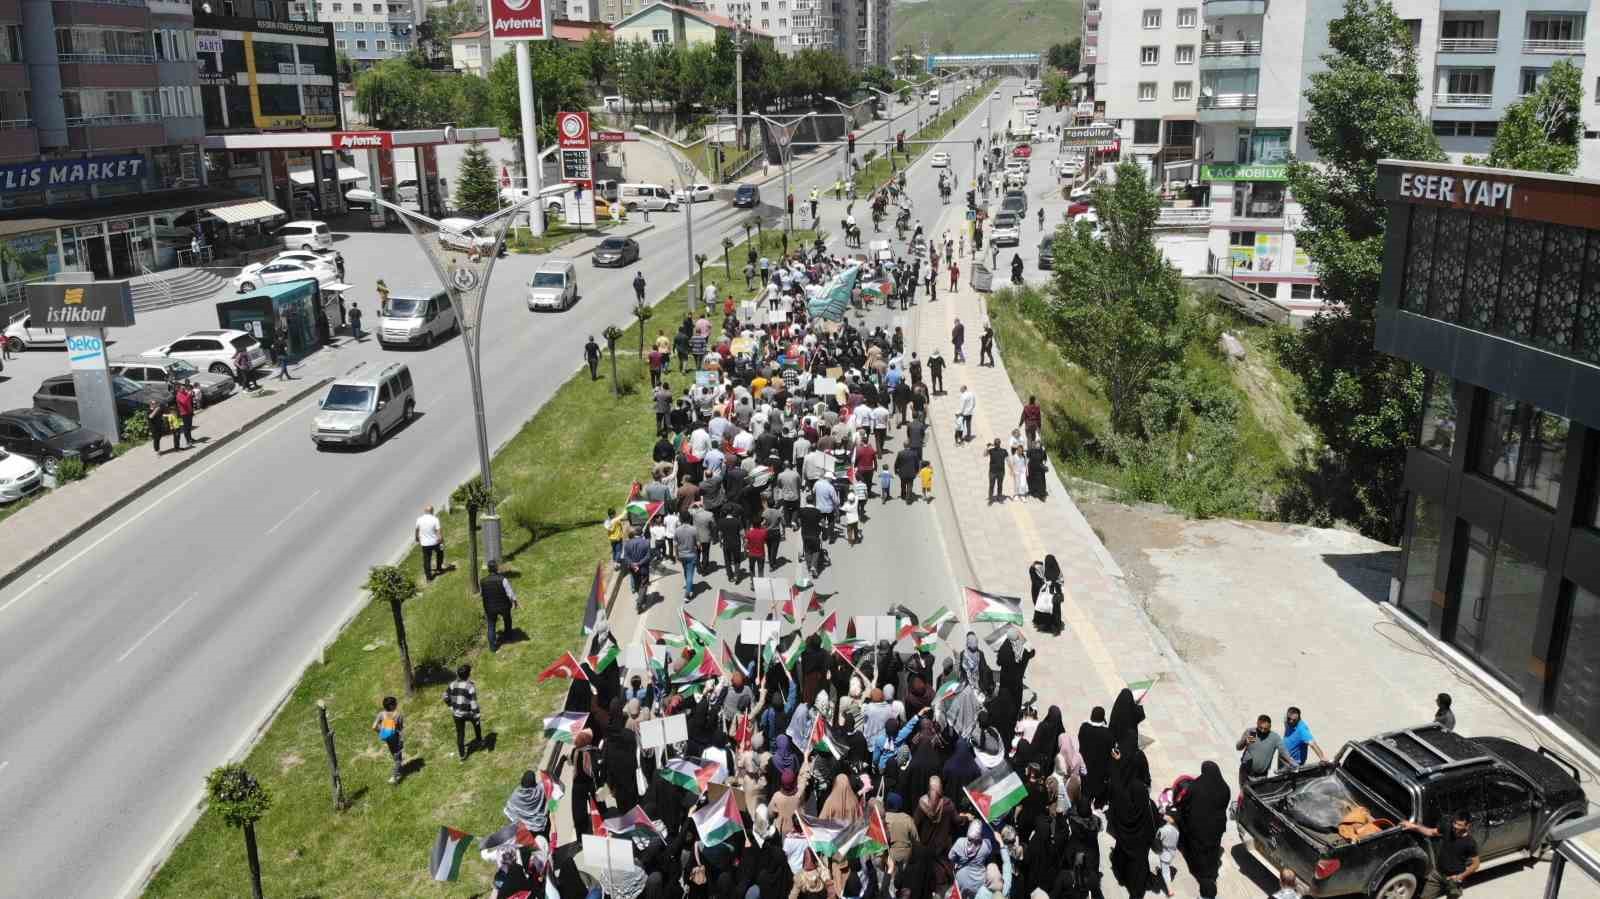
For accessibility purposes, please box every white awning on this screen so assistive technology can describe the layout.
[289,166,367,186]
[207,200,286,225]
[323,281,355,293]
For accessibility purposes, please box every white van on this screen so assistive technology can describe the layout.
[276,220,333,251]
[618,183,678,212]
[526,259,579,311]
[377,287,457,348]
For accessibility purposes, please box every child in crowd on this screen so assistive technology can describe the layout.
[373,696,405,785]
[919,461,935,501]
[878,464,894,505]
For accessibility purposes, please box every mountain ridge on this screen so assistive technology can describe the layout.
[889,0,1081,56]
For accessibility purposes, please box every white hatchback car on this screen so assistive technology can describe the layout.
[232,256,340,292]
[930,152,951,168]
[0,447,43,503]
[672,183,715,204]
[143,329,271,376]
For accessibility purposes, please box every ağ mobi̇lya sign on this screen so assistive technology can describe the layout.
[0,155,145,194]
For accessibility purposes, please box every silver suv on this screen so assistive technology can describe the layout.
[311,363,415,448]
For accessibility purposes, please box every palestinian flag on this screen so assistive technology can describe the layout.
[662,757,721,796]
[984,624,1018,653]
[429,826,473,881]
[682,609,718,648]
[582,562,606,635]
[964,762,1029,822]
[647,627,689,648]
[625,499,663,524]
[812,612,838,652]
[691,787,744,846]
[848,805,890,859]
[673,645,722,683]
[586,640,619,674]
[715,589,756,621]
[810,715,846,758]
[935,675,962,707]
[1129,675,1161,703]
[538,651,588,683]
[780,594,798,624]
[964,587,1025,626]
[588,797,608,836]
[603,805,657,837]
[721,641,750,678]
[541,770,565,813]
[915,628,941,654]
[796,814,854,857]
[833,639,866,664]
[734,713,753,751]
[780,636,804,671]
[543,711,588,743]
[923,605,956,634]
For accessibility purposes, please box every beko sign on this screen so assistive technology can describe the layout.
[488,0,548,40]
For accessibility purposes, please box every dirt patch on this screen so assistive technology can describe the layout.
[278,750,305,775]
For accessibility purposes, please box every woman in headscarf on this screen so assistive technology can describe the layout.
[771,733,803,783]
[603,697,641,811]
[819,773,862,823]
[1176,761,1231,899]
[903,673,934,721]
[900,718,943,804]
[988,684,1021,756]
[503,769,549,836]
[958,632,994,694]
[568,730,599,837]
[948,820,993,897]
[996,632,1034,696]
[1026,442,1049,499]
[1057,730,1086,781]
[790,850,833,898]
[941,737,983,795]
[1108,688,1150,787]
[946,682,982,742]
[1031,706,1066,772]
[1025,812,1061,896]
[914,776,957,892]
[786,701,817,754]
[1106,689,1156,897]
[1030,555,1065,634]
[884,792,920,878]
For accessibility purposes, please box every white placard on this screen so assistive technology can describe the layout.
[740,619,781,646]
[664,713,689,745]
[812,376,838,396]
[703,746,730,783]
[621,642,647,671]
[581,835,639,877]
[851,615,900,644]
[751,577,790,607]
[639,713,691,750]
[767,309,788,325]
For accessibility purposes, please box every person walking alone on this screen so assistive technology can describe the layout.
[928,349,946,395]
[979,323,995,367]
[958,385,977,444]
[480,560,519,652]
[952,318,966,363]
[348,302,364,341]
[585,336,601,380]
[949,260,960,293]
[745,519,769,578]
[416,504,444,582]
[444,664,483,761]
[373,696,405,785]
[233,345,259,391]
[633,272,647,304]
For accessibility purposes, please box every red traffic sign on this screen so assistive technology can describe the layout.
[488,0,547,40]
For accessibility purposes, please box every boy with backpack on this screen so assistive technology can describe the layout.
[372,696,405,784]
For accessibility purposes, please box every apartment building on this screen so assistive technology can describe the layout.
[1099,0,1199,179]
[1080,0,1100,111]
[0,0,232,298]
[696,0,838,56]
[297,0,417,66]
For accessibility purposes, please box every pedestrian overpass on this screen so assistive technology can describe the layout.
[926,52,1041,78]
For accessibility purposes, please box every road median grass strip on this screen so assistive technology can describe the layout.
[145,226,814,899]
[855,77,1000,198]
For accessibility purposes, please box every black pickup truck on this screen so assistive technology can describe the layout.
[1236,723,1587,899]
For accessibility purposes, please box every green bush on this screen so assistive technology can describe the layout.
[121,410,150,443]
[56,456,86,482]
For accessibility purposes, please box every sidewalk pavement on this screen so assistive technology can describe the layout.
[0,344,350,591]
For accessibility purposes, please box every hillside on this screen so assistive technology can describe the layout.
[890,0,1080,56]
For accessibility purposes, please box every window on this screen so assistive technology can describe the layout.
[304,83,336,115]
[1552,583,1600,749]
[355,39,366,49]
[1442,18,1485,39]
[1177,7,1196,27]
[1138,82,1157,102]
[652,27,671,42]
[1420,374,1456,457]
[1476,394,1569,508]
[354,21,365,30]
[335,21,346,29]
[1172,81,1192,100]
[1232,181,1286,218]
[1142,9,1160,28]
[778,18,786,26]
[55,27,154,61]
[1447,68,1490,94]
[331,2,341,9]
[0,24,21,63]
[375,39,386,50]
[1520,67,1548,95]
[1175,44,1194,64]
[1527,14,1583,41]
[1230,230,1256,247]
[1140,45,1159,65]
[1166,119,1195,146]
[1289,283,1326,301]
[335,38,346,48]
[352,2,362,10]
[1432,119,1499,137]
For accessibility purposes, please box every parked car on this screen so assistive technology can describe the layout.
[1001,193,1028,217]
[0,408,113,476]
[1237,723,1587,898]
[1012,144,1032,158]
[274,220,333,251]
[143,329,270,376]
[733,184,762,208]
[991,212,1022,247]
[436,218,500,255]
[5,312,74,353]
[232,257,340,292]
[1037,235,1055,270]
[673,183,716,204]
[33,373,166,424]
[311,362,415,448]
[526,260,579,311]
[592,237,641,268]
[930,152,951,168]
[377,288,457,348]
[110,357,237,405]
[0,446,42,502]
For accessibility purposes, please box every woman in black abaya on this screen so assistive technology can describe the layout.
[1106,688,1155,897]
[1026,443,1049,498]
[602,697,641,811]
[1031,705,1066,772]
[1176,761,1231,899]
[1030,555,1065,634]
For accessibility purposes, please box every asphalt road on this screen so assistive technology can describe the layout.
[0,81,997,898]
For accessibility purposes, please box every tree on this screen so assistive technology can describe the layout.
[422,0,483,62]
[366,564,418,693]
[454,142,499,215]
[577,33,617,97]
[1044,161,1186,436]
[205,764,271,899]
[1282,0,1444,539]
[354,58,428,128]
[1039,69,1074,108]
[602,325,625,396]
[488,44,588,149]
[1476,59,1584,174]
[860,64,895,95]
[1046,39,1081,73]
[450,475,494,595]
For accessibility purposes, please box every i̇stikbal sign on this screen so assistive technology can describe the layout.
[488,0,548,40]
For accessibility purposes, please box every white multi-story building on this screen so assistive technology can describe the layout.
[1097,0,1598,318]
[696,0,847,57]
[307,0,418,66]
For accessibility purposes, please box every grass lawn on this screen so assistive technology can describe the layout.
[855,77,998,197]
[505,220,617,255]
[145,226,815,899]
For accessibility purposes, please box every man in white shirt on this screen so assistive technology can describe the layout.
[870,401,892,452]
[690,426,713,458]
[958,386,977,444]
[415,504,444,581]
[702,282,718,316]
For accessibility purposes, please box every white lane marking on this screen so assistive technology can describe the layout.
[0,400,318,617]
[117,593,200,664]
[263,490,321,536]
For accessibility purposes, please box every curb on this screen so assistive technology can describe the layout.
[0,376,334,595]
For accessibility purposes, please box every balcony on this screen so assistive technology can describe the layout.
[66,118,163,150]
[1201,40,1262,56]
[1202,0,1265,16]
[1438,37,1497,52]
[1433,91,1493,107]
[1156,206,1212,226]
[52,0,151,26]
[0,121,38,161]
[57,60,159,88]
[1197,91,1257,123]
[1523,39,1585,54]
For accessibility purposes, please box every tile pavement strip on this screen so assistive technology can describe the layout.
[911,202,1269,895]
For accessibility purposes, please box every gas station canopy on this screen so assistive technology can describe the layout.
[202,126,502,152]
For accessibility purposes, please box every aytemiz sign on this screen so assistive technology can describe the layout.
[26,280,137,329]
[556,111,590,150]
[331,131,392,150]
[488,0,547,40]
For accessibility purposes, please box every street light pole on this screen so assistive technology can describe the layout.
[753,113,800,235]
[636,127,705,317]
[515,42,544,237]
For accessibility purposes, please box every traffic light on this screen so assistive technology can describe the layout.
[847,132,856,155]
[966,190,976,210]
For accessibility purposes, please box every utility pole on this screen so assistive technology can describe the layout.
[735,17,745,150]
[515,42,544,236]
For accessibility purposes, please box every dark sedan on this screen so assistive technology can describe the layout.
[0,408,113,477]
[34,374,167,425]
[1037,235,1054,270]
[592,237,641,267]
